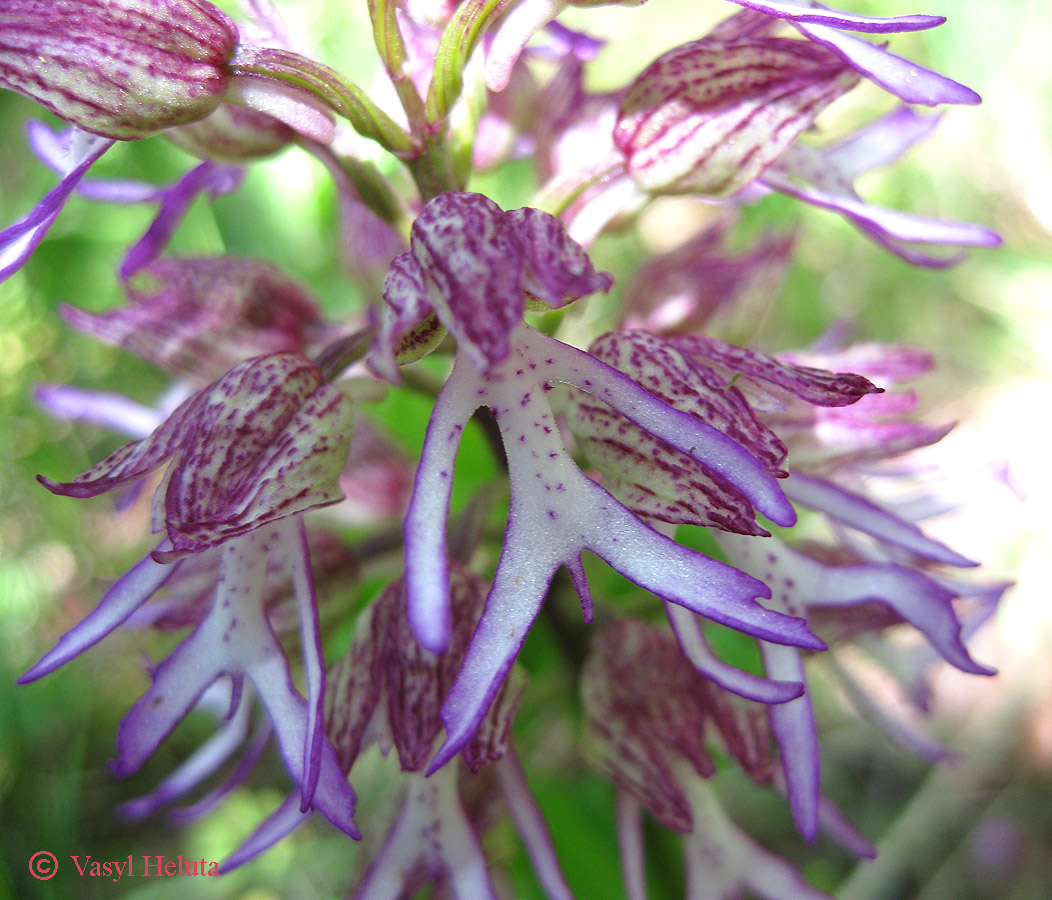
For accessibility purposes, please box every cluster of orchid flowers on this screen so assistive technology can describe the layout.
[1,0,1006,897]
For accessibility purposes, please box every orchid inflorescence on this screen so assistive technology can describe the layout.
[3,0,1004,897]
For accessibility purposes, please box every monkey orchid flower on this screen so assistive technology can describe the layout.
[23,353,358,838]
[373,192,824,775]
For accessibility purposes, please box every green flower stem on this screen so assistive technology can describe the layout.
[227,46,415,155]
[368,0,429,138]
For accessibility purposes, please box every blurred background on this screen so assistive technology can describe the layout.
[1,1,1050,898]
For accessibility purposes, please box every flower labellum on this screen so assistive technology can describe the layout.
[0,0,239,139]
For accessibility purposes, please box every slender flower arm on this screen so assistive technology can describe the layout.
[725,1,945,32]
[354,769,499,900]
[760,640,820,839]
[19,543,179,684]
[112,526,358,837]
[117,680,255,821]
[716,529,995,838]
[0,127,114,282]
[665,601,804,705]
[781,470,978,567]
[758,107,1002,265]
[496,749,577,900]
[720,1,977,105]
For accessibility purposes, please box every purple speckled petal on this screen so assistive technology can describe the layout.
[386,570,490,772]
[621,219,795,336]
[760,641,819,840]
[727,1,944,33]
[545,331,796,527]
[19,543,177,683]
[668,333,880,408]
[0,128,114,282]
[570,392,776,534]
[582,622,715,833]
[507,206,614,307]
[615,37,858,195]
[570,329,872,533]
[784,342,935,384]
[410,192,525,370]
[157,355,354,557]
[38,387,209,498]
[497,749,576,900]
[64,256,321,383]
[373,251,444,383]
[782,471,978,567]
[794,21,980,106]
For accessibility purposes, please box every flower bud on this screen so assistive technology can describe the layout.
[0,0,238,139]
[166,104,294,162]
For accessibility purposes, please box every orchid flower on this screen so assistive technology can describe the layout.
[583,621,838,900]
[224,566,572,898]
[567,329,995,837]
[372,192,824,774]
[61,255,325,383]
[24,353,358,837]
[523,4,1000,264]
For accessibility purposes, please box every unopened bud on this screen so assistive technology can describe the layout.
[166,104,293,162]
[0,0,238,139]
